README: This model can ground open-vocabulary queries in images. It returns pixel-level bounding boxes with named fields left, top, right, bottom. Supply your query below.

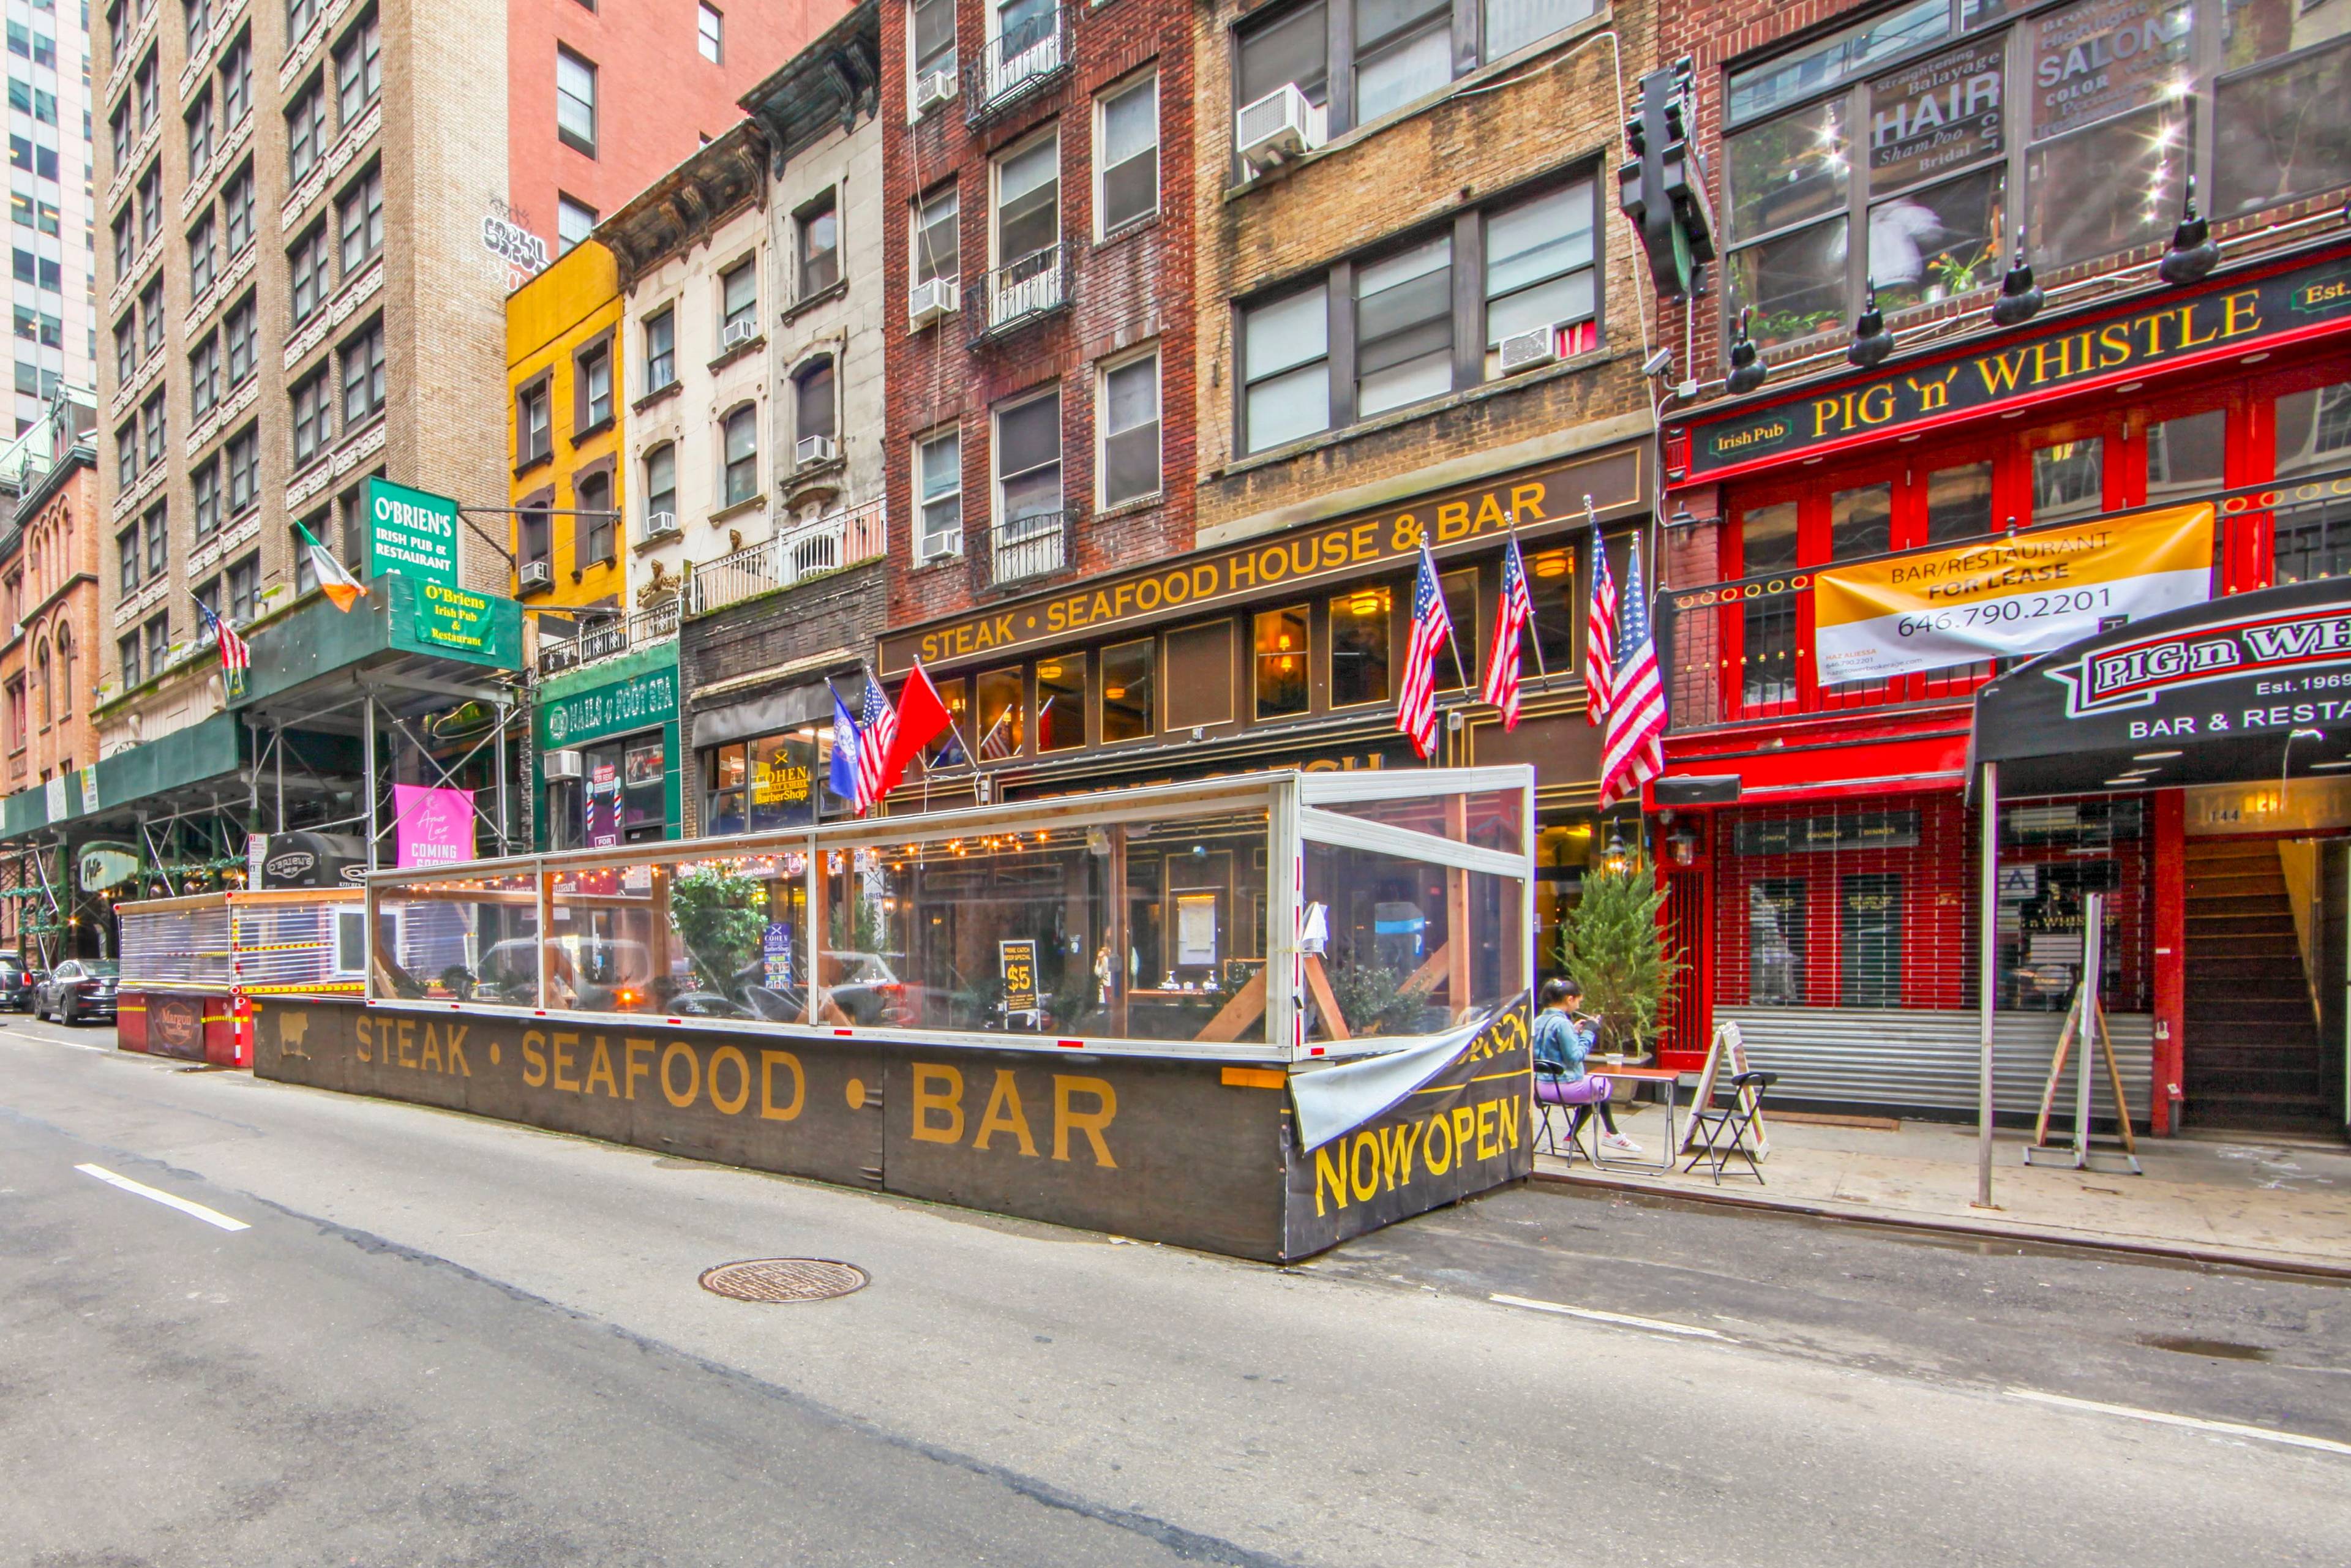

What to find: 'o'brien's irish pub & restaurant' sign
left=1679, top=248, right=2351, bottom=481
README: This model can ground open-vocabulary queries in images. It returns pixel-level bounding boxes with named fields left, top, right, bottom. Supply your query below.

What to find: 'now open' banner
left=1812, top=503, right=2214, bottom=685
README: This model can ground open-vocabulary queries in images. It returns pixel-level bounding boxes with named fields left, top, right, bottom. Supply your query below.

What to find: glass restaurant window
left=1329, top=585, right=1390, bottom=707
left=1255, top=606, right=1310, bottom=719
left=2270, top=380, right=2351, bottom=584
left=1101, top=638, right=1155, bottom=741
left=1036, top=653, right=1086, bottom=751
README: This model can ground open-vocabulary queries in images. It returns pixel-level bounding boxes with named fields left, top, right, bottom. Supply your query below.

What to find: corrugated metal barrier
left=1719, top=1006, right=2154, bottom=1123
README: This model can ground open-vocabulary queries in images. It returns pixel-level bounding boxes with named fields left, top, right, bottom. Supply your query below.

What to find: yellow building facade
left=506, top=242, right=628, bottom=625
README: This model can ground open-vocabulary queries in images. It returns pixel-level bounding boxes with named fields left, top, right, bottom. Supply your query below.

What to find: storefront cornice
left=689, top=643, right=862, bottom=706
left=1670, top=232, right=2351, bottom=487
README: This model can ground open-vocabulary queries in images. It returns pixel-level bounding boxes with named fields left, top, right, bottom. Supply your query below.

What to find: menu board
left=1870, top=36, right=2006, bottom=192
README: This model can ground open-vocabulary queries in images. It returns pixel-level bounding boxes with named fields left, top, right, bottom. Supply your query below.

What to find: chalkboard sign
left=999, top=939, right=1038, bottom=1021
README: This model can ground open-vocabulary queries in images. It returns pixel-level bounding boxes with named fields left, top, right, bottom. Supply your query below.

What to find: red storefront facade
left=1653, top=232, right=2351, bottom=1135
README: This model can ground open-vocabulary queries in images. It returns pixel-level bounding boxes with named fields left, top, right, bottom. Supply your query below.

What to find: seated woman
left=1531, top=977, right=1641, bottom=1155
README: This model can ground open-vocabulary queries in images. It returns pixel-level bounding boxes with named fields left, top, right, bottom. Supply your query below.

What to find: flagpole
left=1518, top=517, right=1551, bottom=688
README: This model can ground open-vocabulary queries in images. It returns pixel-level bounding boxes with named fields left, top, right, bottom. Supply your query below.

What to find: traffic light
left=1616, top=59, right=1717, bottom=302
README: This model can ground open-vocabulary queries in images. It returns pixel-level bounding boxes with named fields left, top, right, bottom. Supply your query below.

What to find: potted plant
left=1551, top=855, right=1684, bottom=1059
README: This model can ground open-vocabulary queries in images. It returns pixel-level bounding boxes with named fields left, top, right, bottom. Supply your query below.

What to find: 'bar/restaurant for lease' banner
left=1812, top=503, right=2214, bottom=685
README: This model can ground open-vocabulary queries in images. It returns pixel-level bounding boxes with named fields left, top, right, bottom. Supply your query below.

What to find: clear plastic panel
left=373, top=872, right=539, bottom=1003
left=1302, top=841, right=1524, bottom=1045
left=1311, top=784, right=1524, bottom=855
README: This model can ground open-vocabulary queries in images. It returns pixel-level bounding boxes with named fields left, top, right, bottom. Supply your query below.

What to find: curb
left=1530, top=1168, right=2351, bottom=1282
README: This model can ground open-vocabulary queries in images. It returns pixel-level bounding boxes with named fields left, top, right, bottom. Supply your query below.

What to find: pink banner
left=393, top=784, right=477, bottom=868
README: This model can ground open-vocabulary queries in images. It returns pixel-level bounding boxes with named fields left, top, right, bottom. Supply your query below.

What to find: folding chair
left=1682, top=1069, right=1774, bottom=1185
left=1532, top=1062, right=1602, bottom=1165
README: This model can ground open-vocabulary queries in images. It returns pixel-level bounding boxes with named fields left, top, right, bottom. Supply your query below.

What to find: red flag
left=874, top=661, right=953, bottom=803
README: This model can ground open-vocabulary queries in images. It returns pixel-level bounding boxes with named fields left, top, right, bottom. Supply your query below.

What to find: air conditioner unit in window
left=908, top=276, right=960, bottom=329
left=721, top=317, right=759, bottom=351
left=796, top=433, right=838, bottom=467
left=913, top=67, right=959, bottom=114
left=542, top=749, right=583, bottom=782
left=643, top=510, right=680, bottom=539
left=918, top=531, right=964, bottom=564
left=519, top=560, right=553, bottom=590
left=1235, top=84, right=1327, bottom=176
left=1498, top=324, right=1561, bottom=375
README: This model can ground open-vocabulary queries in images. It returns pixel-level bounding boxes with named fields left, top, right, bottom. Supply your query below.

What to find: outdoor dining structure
left=254, top=767, right=1537, bottom=1260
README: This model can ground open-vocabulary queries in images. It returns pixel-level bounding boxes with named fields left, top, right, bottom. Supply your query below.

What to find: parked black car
left=36, top=959, right=118, bottom=1025
left=0, top=953, right=33, bottom=1011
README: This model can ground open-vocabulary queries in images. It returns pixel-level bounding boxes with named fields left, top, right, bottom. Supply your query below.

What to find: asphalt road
left=4, top=1013, right=2346, bottom=1566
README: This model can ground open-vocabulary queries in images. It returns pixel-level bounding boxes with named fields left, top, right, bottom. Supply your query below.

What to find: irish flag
left=297, top=522, right=364, bottom=611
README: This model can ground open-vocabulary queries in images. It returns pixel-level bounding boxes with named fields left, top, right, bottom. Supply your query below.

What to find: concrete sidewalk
left=1531, top=1098, right=2351, bottom=1276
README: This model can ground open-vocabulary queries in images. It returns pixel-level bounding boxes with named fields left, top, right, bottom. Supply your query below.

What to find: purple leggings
left=1535, top=1073, right=1620, bottom=1132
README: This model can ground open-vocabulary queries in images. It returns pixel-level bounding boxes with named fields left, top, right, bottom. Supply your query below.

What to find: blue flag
left=828, top=683, right=861, bottom=801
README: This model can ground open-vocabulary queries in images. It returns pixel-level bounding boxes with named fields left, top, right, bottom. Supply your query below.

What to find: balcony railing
left=962, top=4, right=1066, bottom=126
left=684, top=497, right=887, bottom=618
left=538, top=598, right=678, bottom=677
left=1659, top=467, right=2351, bottom=733
left=975, top=242, right=1067, bottom=342
left=986, top=509, right=1068, bottom=587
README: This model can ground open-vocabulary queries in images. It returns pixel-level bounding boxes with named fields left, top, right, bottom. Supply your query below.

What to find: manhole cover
left=699, top=1258, right=868, bottom=1304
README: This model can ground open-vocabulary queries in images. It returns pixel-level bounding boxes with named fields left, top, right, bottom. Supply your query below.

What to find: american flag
left=977, top=704, right=1018, bottom=760
left=1584, top=514, right=1616, bottom=727
left=1396, top=541, right=1451, bottom=759
left=1480, top=533, right=1534, bottom=730
left=1597, top=534, right=1667, bottom=810
left=855, top=672, right=896, bottom=814
left=193, top=596, right=250, bottom=688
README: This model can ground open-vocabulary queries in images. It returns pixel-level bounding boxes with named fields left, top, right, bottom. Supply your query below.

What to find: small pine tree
left=1553, top=858, right=1684, bottom=1055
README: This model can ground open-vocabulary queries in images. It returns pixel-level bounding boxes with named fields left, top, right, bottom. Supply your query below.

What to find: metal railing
left=962, top=4, right=1066, bottom=126
left=986, top=509, right=1068, bottom=587
left=684, top=497, right=887, bottom=618
left=975, top=242, right=1067, bottom=341
left=538, top=598, right=679, bottom=676
left=1658, top=465, right=2351, bottom=732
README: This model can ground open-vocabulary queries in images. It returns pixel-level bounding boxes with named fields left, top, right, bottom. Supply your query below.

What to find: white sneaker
left=1600, top=1131, right=1643, bottom=1155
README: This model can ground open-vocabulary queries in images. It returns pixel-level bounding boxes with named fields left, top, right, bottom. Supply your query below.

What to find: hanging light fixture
left=1990, top=226, right=2043, bottom=327
left=2158, top=174, right=2221, bottom=287
left=1725, top=306, right=1766, bottom=395
left=1847, top=279, right=1894, bottom=369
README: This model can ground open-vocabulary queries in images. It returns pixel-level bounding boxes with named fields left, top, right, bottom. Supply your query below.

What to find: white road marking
left=73, top=1163, right=250, bottom=1232
left=1491, top=1293, right=1727, bottom=1340
left=2008, top=1388, right=2351, bottom=1458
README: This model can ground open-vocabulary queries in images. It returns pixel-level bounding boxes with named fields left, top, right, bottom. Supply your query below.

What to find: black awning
left=1970, top=579, right=2351, bottom=798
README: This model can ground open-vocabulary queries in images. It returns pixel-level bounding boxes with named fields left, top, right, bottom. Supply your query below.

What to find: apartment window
left=190, top=332, right=220, bottom=420
left=1098, top=350, right=1160, bottom=506
left=642, top=307, right=675, bottom=391
left=721, top=403, right=758, bottom=505
left=1483, top=178, right=1596, bottom=360
left=517, top=378, right=550, bottom=465
left=579, top=470, right=613, bottom=561
left=1355, top=234, right=1451, bottom=416
left=1234, top=2, right=1330, bottom=136
left=287, top=0, right=317, bottom=37
left=337, top=164, right=382, bottom=272
left=340, top=318, right=384, bottom=425
left=917, top=428, right=961, bottom=558
left=141, top=391, right=165, bottom=469
left=193, top=459, right=220, bottom=538
left=557, top=48, right=597, bottom=156
left=186, top=0, right=211, bottom=50
left=144, top=502, right=168, bottom=579
left=699, top=1, right=723, bottom=61
left=141, top=278, right=164, bottom=355
left=294, top=512, right=324, bottom=595
left=117, top=522, right=138, bottom=591
left=287, top=80, right=326, bottom=183
left=643, top=441, right=676, bottom=525
left=113, top=316, right=134, bottom=382
left=137, top=162, right=161, bottom=246
left=794, top=358, right=836, bottom=450
left=117, top=419, right=140, bottom=486
left=913, top=184, right=959, bottom=285
left=992, top=131, right=1058, bottom=272
left=223, top=163, right=253, bottom=254
left=1097, top=75, right=1158, bottom=234
left=558, top=195, right=596, bottom=256
left=1483, top=0, right=1592, bottom=62
left=797, top=190, right=839, bottom=296
left=110, top=101, right=129, bottom=169
left=227, top=424, right=258, bottom=514
left=186, top=88, right=213, bottom=178
left=118, top=631, right=140, bottom=688
left=993, top=388, right=1062, bottom=535
left=1241, top=283, right=1329, bottom=452
left=220, top=31, right=250, bottom=123
left=912, top=0, right=956, bottom=82
left=290, top=223, right=331, bottom=323
left=225, top=293, right=256, bottom=384
left=135, top=51, right=157, bottom=130
left=227, top=553, right=258, bottom=622
left=188, top=212, right=215, bottom=296
left=112, top=213, right=133, bottom=279
left=719, top=258, right=757, bottom=337
left=1355, top=0, right=1449, bottom=123
left=54, top=631, right=71, bottom=722
left=576, top=337, right=611, bottom=428
left=293, top=368, right=335, bottom=464
left=335, top=9, right=380, bottom=126
left=519, top=498, right=550, bottom=569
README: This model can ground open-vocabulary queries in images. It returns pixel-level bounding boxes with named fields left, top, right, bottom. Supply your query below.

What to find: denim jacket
left=1532, top=1008, right=1595, bottom=1082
